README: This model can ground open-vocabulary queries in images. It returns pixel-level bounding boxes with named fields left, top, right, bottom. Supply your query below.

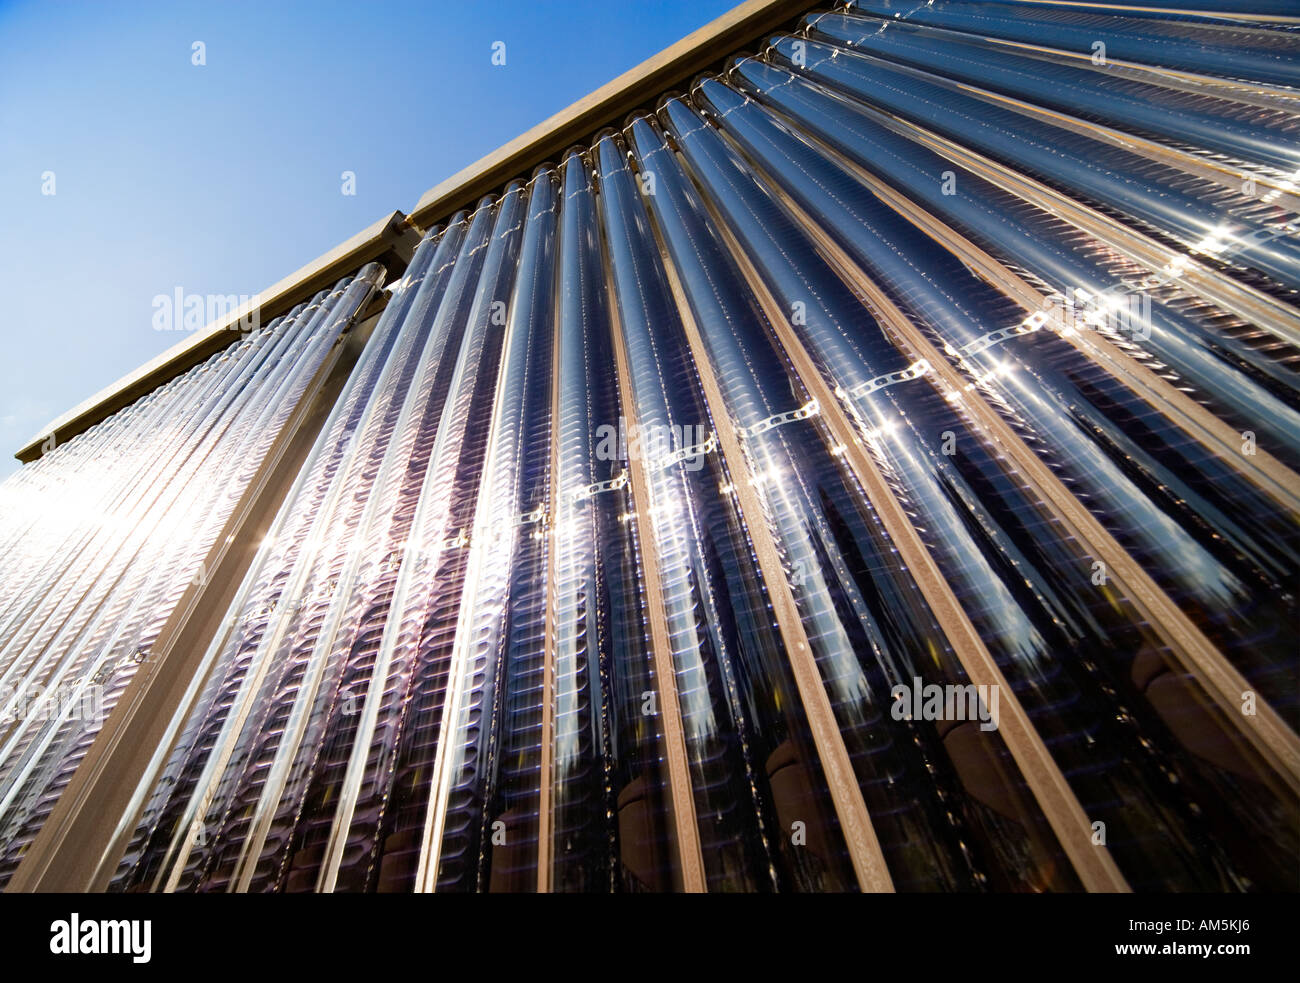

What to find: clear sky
left=0, top=0, right=737, bottom=480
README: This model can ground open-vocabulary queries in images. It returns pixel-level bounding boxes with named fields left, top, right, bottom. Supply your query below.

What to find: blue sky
left=0, top=0, right=736, bottom=480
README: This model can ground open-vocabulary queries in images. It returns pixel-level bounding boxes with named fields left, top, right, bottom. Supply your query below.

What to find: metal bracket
left=738, top=399, right=819, bottom=439
left=649, top=432, right=718, bottom=472
left=573, top=469, right=629, bottom=502
left=516, top=503, right=549, bottom=525
left=840, top=359, right=930, bottom=401
left=948, top=317, right=1043, bottom=363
